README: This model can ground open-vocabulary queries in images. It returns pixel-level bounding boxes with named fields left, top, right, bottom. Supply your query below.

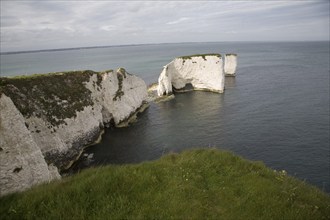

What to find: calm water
left=1, top=42, right=329, bottom=192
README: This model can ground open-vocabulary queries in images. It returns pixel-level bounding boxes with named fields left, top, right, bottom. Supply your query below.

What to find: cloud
left=1, top=16, right=22, bottom=27
left=0, top=1, right=329, bottom=52
left=225, top=31, right=238, bottom=34
left=100, top=25, right=117, bottom=32
left=166, top=17, right=190, bottom=25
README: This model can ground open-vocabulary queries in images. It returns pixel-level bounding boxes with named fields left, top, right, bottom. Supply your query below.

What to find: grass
left=179, top=53, right=221, bottom=61
left=0, top=70, right=112, bottom=127
left=0, top=149, right=329, bottom=220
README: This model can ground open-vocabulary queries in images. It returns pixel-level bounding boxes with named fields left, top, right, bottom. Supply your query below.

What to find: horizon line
left=1, top=40, right=329, bottom=55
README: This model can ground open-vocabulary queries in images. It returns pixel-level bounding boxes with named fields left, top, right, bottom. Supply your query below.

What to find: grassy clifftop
left=179, top=53, right=221, bottom=61
left=1, top=149, right=329, bottom=219
left=0, top=70, right=111, bottom=126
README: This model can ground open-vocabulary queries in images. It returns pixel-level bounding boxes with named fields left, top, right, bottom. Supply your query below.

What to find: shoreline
left=62, top=101, right=150, bottom=174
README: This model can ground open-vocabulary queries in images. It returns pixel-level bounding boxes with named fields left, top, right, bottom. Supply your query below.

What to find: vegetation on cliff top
left=0, top=70, right=112, bottom=127
left=0, top=149, right=329, bottom=220
left=179, top=53, right=221, bottom=61
left=225, top=53, right=237, bottom=56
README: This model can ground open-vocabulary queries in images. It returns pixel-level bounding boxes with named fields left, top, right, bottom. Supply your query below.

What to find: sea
left=1, top=42, right=329, bottom=193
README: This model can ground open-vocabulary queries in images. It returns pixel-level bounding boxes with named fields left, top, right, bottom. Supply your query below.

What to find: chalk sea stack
left=157, top=54, right=225, bottom=96
left=224, top=54, right=237, bottom=76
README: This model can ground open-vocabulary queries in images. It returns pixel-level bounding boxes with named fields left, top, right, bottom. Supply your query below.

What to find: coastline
left=0, top=68, right=148, bottom=195
left=1, top=42, right=329, bottom=194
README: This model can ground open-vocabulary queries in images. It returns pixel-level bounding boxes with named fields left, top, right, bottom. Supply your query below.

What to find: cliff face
left=224, top=54, right=237, bottom=76
left=157, top=54, right=225, bottom=96
left=0, top=94, right=60, bottom=196
left=0, top=68, right=147, bottom=196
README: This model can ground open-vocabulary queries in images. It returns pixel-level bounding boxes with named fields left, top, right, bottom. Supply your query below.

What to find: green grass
left=179, top=53, right=221, bottom=61
left=1, top=149, right=329, bottom=220
left=0, top=70, right=113, bottom=126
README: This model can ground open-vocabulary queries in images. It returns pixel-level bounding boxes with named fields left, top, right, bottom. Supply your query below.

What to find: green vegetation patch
left=1, top=149, right=329, bottom=220
left=226, top=53, right=237, bottom=56
left=179, top=53, right=221, bottom=61
left=113, top=68, right=130, bottom=101
left=0, top=70, right=109, bottom=126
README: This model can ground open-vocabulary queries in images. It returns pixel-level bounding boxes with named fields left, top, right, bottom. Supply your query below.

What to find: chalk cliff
left=157, top=54, right=225, bottom=96
left=0, top=68, right=147, bottom=196
left=224, top=54, right=237, bottom=76
left=0, top=94, right=60, bottom=196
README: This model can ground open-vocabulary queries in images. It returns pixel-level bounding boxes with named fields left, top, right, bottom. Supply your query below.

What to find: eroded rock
left=157, top=54, right=225, bottom=96
left=0, top=68, right=147, bottom=195
left=224, top=54, right=237, bottom=76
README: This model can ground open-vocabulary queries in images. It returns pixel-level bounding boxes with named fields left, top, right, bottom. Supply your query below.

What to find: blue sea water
left=1, top=42, right=329, bottom=192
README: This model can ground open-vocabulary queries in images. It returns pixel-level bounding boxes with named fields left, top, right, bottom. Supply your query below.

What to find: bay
left=1, top=42, right=329, bottom=192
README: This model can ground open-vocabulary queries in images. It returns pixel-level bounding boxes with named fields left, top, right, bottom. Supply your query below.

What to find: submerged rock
left=0, top=68, right=147, bottom=195
left=157, top=54, right=225, bottom=96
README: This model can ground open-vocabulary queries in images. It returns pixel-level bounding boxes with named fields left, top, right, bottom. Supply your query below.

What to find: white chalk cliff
left=157, top=54, right=225, bottom=96
left=224, top=54, right=237, bottom=76
left=0, top=94, right=60, bottom=196
left=0, top=68, right=147, bottom=196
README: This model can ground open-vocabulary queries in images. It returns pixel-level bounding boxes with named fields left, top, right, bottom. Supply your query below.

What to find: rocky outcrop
left=157, top=54, right=225, bottom=96
left=224, top=54, right=237, bottom=76
left=0, top=68, right=147, bottom=196
left=0, top=94, right=60, bottom=196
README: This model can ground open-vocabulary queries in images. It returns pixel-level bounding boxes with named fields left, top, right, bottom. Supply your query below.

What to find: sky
left=1, top=0, right=329, bottom=52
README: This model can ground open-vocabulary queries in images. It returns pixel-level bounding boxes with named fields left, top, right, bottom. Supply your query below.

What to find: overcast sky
left=1, top=0, right=329, bottom=52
